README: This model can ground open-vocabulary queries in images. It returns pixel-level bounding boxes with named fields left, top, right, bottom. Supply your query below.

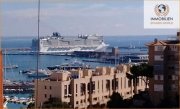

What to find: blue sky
left=1, top=0, right=178, bottom=37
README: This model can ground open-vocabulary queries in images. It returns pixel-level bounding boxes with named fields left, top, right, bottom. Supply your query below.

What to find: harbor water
left=2, top=35, right=169, bottom=109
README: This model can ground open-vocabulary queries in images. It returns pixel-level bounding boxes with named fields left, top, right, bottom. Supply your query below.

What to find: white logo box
left=144, top=0, right=180, bottom=29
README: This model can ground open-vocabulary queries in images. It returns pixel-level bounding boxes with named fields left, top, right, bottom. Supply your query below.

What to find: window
left=172, top=75, right=176, bottom=80
left=64, top=85, right=67, bottom=95
left=124, top=77, right=126, bottom=88
left=171, top=84, right=176, bottom=90
left=49, top=86, right=52, bottom=90
left=155, top=75, right=163, bottom=80
left=80, top=83, right=85, bottom=95
left=154, top=55, right=164, bottom=61
left=102, top=80, right=103, bottom=92
left=92, top=81, right=95, bottom=91
left=44, top=94, right=47, bottom=98
left=168, top=66, right=175, bottom=70
left=93, top=97, right=97, bottom=101
left=154, top=84, right=163, bottom=91
left=160, top=75, right=163, bottom=80
left=121, top=78, right=122, bottom=89
left=76, top=84, right=78, bottom=93
left=44, top=86, right=46, bottom=89
left=128, top=79, right=131, bottom=87
left=112, top=79, right=118, bottom=90
left=68, top=85, right=71, bottom=94
left=49, top=94, right=52, bottom=98
left=106, top=80, right=110, bottom=90
left=154, top=46, right=165, bottom=51
left=137, top=78, right=139, bottom=86
left=112, top=79, right=115, bottom=90
left=141, top=78, right=143, bottom=85
left=76, top=101, right=78, bottom=104
left=88, top=81, right=95, bottom=94
left=168, top=75, right=172, bottom=80
left=98, top=81, right=99, bottom=90
left=154, top=64, right=163, bottom=71
left=154, top=75, right=158, bottom=80
left=116, top=80, right=118, bottom=89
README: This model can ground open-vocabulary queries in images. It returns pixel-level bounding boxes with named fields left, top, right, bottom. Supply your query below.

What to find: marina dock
left=4, top=95, right=34, bottom=106
left=3, top=80, right=34, bottom=94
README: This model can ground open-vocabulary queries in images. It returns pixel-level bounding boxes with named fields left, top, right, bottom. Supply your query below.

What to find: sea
left=2, top=35, right=170, bottom=109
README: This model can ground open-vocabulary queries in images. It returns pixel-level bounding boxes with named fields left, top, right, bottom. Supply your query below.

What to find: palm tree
left=139, top=63, right=153, bottom=90
left=129, top=63, right=153, bottom=94
left=129, top=65, right=140, bottom=94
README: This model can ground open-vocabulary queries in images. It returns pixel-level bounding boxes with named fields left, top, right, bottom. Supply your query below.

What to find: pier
left=3, top=81, right=34, bottom=94
left=2, top=46, right=147, bottom=55
left=4, top=95, right=34, bottom=106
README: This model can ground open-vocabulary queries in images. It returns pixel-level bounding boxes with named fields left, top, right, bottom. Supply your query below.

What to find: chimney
left=154, top=38, right=158, bottom=43
left=177, top=32, right=180, bottom=36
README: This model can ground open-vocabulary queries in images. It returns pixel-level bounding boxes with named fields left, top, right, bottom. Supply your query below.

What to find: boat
left=3, top=101, right=7, bottom=109
left=25, top=69, right=51, bottom=78
left=65, top=58, right=70, bottom=61
left=3, top=96, right=8, bottom=109
left=4, top=65, right=18, bottom=69
left=32, top=32, right=109, bottom=54
left=124, top=54, right=148, bottom=62
left=19, top=70, right=30, bottom=74
left=47, top=60, right=91, bottom=70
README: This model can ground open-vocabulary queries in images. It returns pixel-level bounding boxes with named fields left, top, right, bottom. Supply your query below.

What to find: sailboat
left=3, top=49, right=18, bottom=72
left=3, top=100, right=7, bottom=109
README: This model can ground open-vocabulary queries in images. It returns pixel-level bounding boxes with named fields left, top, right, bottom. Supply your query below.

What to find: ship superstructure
left=32, top=32, right=109, bottom=54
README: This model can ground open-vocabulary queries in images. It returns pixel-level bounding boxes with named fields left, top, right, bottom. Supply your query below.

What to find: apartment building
left=147, top=32, right=180, bottom=105
left=35, top=64, right=146, bottom=108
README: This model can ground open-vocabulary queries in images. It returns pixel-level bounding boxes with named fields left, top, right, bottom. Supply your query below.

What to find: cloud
left=1, top=0, right=177, bottom=37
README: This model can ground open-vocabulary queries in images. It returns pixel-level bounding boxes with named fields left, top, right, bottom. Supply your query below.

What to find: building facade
left=35, top=64, right=147, bottom=108
left=147, top=32, right=180, bottom=105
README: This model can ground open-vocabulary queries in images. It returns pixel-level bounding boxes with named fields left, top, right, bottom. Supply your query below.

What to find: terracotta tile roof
left=146, top=40, right=167, bottom=46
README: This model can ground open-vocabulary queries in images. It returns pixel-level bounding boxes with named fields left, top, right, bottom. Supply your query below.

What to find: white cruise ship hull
left=32, top=32, right=109, bottom=54
left=40, top=43, right=109, bottom=54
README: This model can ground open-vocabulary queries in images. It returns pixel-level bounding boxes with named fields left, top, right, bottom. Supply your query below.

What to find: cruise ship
left=32, top=32, right=109, bottom=54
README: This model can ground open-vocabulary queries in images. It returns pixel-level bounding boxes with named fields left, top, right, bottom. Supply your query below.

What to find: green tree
left=138, top=63, right=153, bottom=90
left=27, top=102, right=35, bottom=109
left=107, top=92, right=128, bottom=108
left=42, top=97, right=70, bottom=108
left=129, top=65, right=140, bottom=94
left=128, top=63, right=153, bottom=94
left=132, top=91, right=154, bottom=108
